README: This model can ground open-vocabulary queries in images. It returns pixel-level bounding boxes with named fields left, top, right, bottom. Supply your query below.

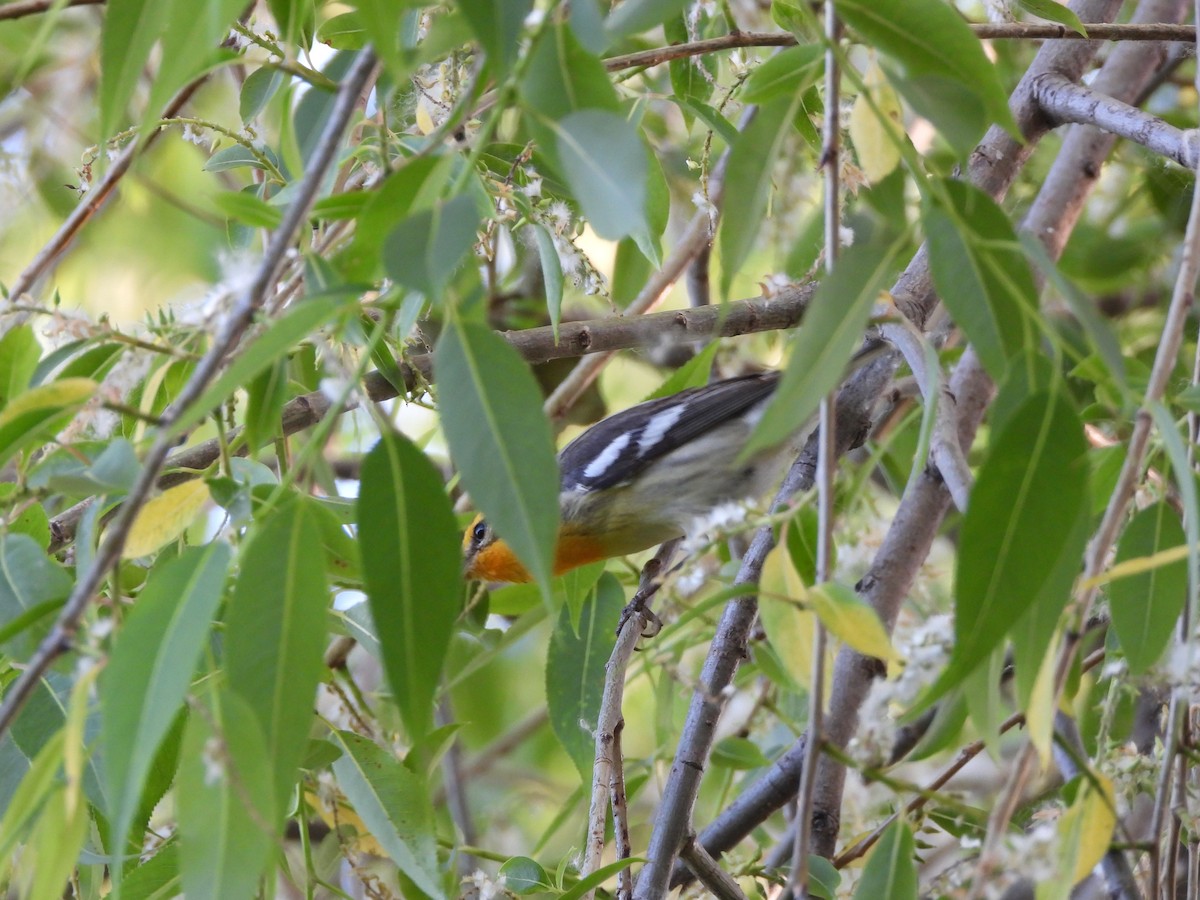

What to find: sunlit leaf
left=0, top=377, right=95, bottom=467
left=1017, top=0, right=1087, bottom=35
left=807, top=581, right=899, bottom=666
left=0, top=324, right=40, bottom=409
left=849, top=60, right=903, bottom=184
left=122, top=481, right=211, bottom=559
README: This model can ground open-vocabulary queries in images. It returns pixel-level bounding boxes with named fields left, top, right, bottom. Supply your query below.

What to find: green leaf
left=382, top=193, right=481, bottom=297
left=330, top=731, right=443, bottom=899
left=605, top=0, right=690, bottom=40
left=835, top=0, right=1019, bottom=152
left=533, top=225, right=565, bottom=338
left=925, top=180, right=1038, bottom=379
left=915, top=390, right=1089, bottom=712
left=239, top=66, right=286, bottom=123
left=166, top=295, right=348, bottom=440
left=202, top=145, right=281, bottom=174
left=745, top=238, right=901, bottom=455
left=853, top=819, right=917, bottom=900
left=711, top=736, right=772, bottom=770
left=559, top=857, right=644, bottom=900
left=520, top=22, right=619, bottom=119
left=0, top=534, right=72, bottom=626
left=119, top=844, right=181, bottom=900
left=243, top=358, right=289, bottom=453
left=352, top=0, right=424, bottom=82
left=0, top=729, right=65, bottom=885
left=742, top=44, right=824, bottom=105
left=807, top=581, right=898, bottom=665
left=99, top=0, right=169, bottom=138
left=177, top=687, right=276, bottom=900
left=0, top=324, right=40, bottom=408
left=457, top=0, right=532, bottom=77
left=267, top=0, right=316, bottom=45
left=224, top=498, right=328, bottom=814
left=718, top=94, right=802, bottom=296
left=546, top=573, right=623, bottom=781
left=357, top=432, right=461, bottom=740
left=102, top=544, right=231, bottom=869
left=1021, top=233, right=1128, bottom=393
left=1110, top=502, right=1188, bottom=674
left=436, top=318, right=559, bottom=593
left=212, top=190, right=284, bottom=230
left=643, top=341, right=720, bottom=400
left=0, top=377, right=95, bottom=468
left=338, top=155, right=451, bottom=279
left=1017, top=0, right=1086, bottom=35
left=499, top=856, right=552, bottom=894
left=555, top=110, right=647, bottom=241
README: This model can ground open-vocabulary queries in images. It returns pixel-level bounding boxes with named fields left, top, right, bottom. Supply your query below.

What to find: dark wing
left=559, top=372, right=780, bottom=493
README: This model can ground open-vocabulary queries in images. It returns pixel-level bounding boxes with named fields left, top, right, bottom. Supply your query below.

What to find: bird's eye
left=472, top=520, right=488, bottom=543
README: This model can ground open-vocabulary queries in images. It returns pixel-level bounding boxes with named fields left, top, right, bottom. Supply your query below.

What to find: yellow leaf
left=1058, top=773, right=1117, bottom=886
left=0, top=377, right=95, bottom=430
left=760, top=541, right=835, bottom=699
left=848, top=60, right=903, bottom=184
left=1026, top=635, right=1059, bottom=771
left=122, top=481, right=211, bottom=558
left=306, top=790, right=385, bottom=857
left=807, top=581, right=900, bottom=668
left=415, top=102, right=436, bottom=136
left=1082, top=541, right=1197, bottom=590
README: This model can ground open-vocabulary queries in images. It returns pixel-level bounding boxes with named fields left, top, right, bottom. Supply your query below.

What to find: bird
left=462, top=340, right=886, bottom=584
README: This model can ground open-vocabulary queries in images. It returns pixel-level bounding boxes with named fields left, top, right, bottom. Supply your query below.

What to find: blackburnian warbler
left=463, top=342, right=887, bottom=583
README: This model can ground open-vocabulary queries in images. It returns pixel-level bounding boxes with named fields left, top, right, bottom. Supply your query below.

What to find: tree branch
left=1034, top=71, right=1200, bottom=169
left=46, top=285, right=818, bottom=553
left=662, top=0, right=1137, bottom=880
left=0, top=0, right=102, bottom=21
left=602, top=23, right=1197, bottom=73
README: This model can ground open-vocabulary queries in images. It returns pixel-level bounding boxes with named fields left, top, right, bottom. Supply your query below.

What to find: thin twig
left=601, top=23, right=1198, bottom=72
left=610, top=720, right=634, bottom=900
left=832, top=647, right=1106, bottom=869
left=0, top=0, right=103, bottom=22
left=0, top=49, right=379, bottom=742
left=437, top=698, right=477, bottom=878
left=580, top=540, right=680, bottom=897
left=790, top=7, right=840, bottom=896
left=680, top=835, right=749, bottom=900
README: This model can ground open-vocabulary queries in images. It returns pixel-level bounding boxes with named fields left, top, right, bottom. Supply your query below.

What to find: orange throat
left=467, top=533, right=610, bottom=584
